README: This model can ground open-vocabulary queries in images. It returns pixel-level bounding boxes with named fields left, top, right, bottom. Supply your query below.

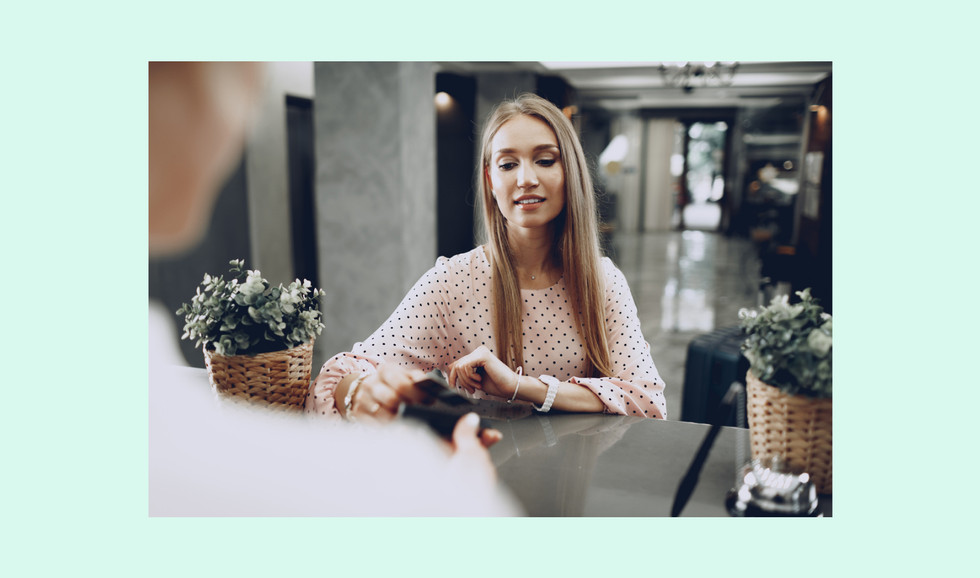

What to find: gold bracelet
left=343, top=373, right=367, bottom=420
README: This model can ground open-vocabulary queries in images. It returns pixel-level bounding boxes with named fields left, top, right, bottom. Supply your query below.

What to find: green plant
left=177, top=259, right=325, bottom=357
left=738, top=288, right=832, bottom=398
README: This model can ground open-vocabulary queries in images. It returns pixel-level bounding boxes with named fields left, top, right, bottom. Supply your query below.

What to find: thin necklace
left=528, top=265, right=552, bottom=281
left=522, top=261, right=551, bottom=281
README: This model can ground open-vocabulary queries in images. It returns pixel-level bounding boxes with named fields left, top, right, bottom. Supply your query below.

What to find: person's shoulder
left=599, top=256, right=630, bottom=289
left=437, top=246, right=488, bottom=273
left=428, top=247, right=488, bottom=282
left=439, top=246, right=483, bottom=266
left=600, top=255, right=623, bottom=278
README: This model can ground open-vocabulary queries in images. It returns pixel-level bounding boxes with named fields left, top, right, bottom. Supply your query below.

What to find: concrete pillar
left=643, top=118, right=677, bottom=231
left=313, top=62, right=437, bottom=361
left=611, top=113, right=644, bottom=233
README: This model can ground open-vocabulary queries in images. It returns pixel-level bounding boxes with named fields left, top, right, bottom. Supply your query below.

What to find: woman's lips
left=514, top=196, right=544, bottom=209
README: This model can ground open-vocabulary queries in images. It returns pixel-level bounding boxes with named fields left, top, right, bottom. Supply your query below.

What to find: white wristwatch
left=533, top=375, right=560, bottom=413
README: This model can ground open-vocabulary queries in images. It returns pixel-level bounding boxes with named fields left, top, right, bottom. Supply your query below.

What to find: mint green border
left=10, top=0, right=928, bottom=574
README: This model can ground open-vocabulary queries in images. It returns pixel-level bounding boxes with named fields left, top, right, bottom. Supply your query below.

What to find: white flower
left=807, top=328, right=832, bottom=357
left=240, top=272, right=265, bottom=298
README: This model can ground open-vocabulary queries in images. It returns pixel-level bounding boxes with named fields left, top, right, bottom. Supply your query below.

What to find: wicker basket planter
left=746, top=370, right=832, bottom=494
left=204, top=341, right=314, bottom=411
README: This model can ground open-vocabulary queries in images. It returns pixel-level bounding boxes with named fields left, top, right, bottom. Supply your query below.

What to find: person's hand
left=448, top=345, right=518, bottom=398
left=349, top=364, right=431, bottom=421
left=447, top=412, right=502, bottom=481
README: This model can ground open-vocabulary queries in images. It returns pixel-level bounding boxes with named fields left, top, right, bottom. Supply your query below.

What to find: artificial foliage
left=738, top=288, right=832, bottom=398
left=177, top=259, right=325, bottom=357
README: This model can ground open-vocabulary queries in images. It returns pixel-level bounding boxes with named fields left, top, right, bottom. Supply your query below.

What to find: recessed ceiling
left=438, top=61, right=832, bottom=111
left=542, top=61, right=831, bottom=110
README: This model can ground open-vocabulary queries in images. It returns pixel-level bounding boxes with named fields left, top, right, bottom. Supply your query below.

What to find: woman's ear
left=485, top=166, right=494, bottom=197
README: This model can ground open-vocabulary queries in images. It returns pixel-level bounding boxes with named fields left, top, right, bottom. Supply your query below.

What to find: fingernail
left=464, top=412, right=479, bottom=426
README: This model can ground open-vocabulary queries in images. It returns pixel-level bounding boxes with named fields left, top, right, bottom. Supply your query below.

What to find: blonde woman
left=308, top=93, right=666, bottom=420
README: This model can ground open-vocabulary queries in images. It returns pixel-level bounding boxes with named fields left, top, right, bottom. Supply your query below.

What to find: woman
left=307, top=93, right=666, bottom=420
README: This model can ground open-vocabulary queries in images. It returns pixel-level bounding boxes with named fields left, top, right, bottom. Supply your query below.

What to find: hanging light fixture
left=659, top=61, right=738, bottom=93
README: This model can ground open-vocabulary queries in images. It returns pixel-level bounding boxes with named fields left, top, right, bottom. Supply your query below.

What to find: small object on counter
left=726, top=455, right=821, bottom=517
left=402, top=370, right=491, bottom=439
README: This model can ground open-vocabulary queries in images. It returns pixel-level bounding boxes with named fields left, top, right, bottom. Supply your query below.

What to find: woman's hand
left=349, top=364, right=431, bottom=421
left=448, top=345, right=519, bottom=399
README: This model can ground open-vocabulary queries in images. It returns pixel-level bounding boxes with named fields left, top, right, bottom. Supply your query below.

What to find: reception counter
left=149, top=366, right=831, bottom=517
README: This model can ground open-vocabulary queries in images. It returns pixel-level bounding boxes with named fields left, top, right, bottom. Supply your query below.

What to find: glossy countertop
left=476, top=403, right=766, bottom=517
left=149, top=366, right=830, bottom=517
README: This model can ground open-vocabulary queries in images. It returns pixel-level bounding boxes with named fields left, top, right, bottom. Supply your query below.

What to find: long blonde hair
left=477, top=93, right=613, bottom=378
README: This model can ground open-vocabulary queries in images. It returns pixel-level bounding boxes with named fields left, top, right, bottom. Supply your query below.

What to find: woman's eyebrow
left=493, top=144, right=560, bottom=155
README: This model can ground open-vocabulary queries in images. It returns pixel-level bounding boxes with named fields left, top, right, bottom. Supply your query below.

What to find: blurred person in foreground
left=309, top=93, right=667, bottom=423
left=148, top=62, right=519, bottom=516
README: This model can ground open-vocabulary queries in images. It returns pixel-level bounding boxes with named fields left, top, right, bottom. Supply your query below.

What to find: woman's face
left=487, top=115, right=566, bottom=234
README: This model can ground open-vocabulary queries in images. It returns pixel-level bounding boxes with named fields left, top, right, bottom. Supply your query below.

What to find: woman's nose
left=517, top=164, right=539, bottom=188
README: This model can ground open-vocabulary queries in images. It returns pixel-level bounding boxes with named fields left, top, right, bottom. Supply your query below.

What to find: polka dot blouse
left=306, top=247, right=667, bottom=419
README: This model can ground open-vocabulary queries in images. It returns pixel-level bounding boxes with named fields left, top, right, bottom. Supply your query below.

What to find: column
left=313, top=62, right=438, bottom=361
left=643, top=118, right=677, bottom=231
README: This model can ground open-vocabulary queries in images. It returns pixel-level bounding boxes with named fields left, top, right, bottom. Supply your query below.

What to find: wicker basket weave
left=203, top=341, right=314, bottom=411
left=746, top=370, right=832, bottom=494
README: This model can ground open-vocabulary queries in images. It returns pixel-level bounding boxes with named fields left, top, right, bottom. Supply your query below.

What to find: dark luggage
left=681, top=325, right=749, bottom=427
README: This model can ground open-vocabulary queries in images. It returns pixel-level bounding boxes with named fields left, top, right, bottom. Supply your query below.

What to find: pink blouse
left=306, top=247, right=667, bottom=419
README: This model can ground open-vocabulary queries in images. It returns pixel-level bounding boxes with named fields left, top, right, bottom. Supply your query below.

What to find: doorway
left=676, top=121, right=728, bottom=231
left=285, top=95, right=319, bottom=288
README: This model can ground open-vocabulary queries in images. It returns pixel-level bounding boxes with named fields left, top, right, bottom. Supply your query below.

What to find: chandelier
left=659, top=61, right=738, bottom=93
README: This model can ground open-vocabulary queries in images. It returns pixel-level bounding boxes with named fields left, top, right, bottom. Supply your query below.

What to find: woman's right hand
left=347, top=364, right=431, bottom=421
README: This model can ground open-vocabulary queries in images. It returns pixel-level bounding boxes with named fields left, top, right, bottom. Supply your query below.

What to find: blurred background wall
left=149, top=61, right=832, bottom=380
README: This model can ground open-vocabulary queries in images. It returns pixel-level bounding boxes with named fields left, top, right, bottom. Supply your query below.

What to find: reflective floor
left=606, top=229, right=762, bottom=421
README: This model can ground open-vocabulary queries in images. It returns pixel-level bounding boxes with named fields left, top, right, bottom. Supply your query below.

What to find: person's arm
left=449, top=346, right=605, bottom=413
left=305, top=352, right=380, bottom=417
left=448, top=261, right=666, bottom=418
left=568, top=260, right=667, bottom=418
left=514, top=374, right=605, bottom=412
left=306, top=258, right=456, bottom=418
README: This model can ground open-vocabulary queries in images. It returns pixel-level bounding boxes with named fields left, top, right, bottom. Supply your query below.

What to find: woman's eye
left=498, top=162, right=517, bottom=171
left=537, top=159, right=557, bottom=167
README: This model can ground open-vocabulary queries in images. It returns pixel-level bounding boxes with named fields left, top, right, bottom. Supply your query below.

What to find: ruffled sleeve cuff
left=569, top=375, right=667, bottom=419
left=305, top=351, right=382, bottom=417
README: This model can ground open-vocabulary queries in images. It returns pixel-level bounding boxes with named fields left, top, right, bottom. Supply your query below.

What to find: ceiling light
left=659, top=61, right=738, bottom=93
left=434, top=91, right=453, bottom=110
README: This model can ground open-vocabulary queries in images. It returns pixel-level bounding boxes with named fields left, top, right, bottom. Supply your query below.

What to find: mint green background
left=7, top=0, right=973, bottom=575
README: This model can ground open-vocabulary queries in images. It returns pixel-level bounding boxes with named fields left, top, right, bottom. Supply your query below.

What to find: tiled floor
left=606, top=228, right=762, bottom=421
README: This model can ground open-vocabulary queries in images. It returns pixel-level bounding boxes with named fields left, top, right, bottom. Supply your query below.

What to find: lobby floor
left=605, top=228, right=762, bottom=422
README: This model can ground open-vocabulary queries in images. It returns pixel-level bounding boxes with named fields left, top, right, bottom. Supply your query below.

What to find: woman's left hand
left=448, top=345, right=518, bottom=399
